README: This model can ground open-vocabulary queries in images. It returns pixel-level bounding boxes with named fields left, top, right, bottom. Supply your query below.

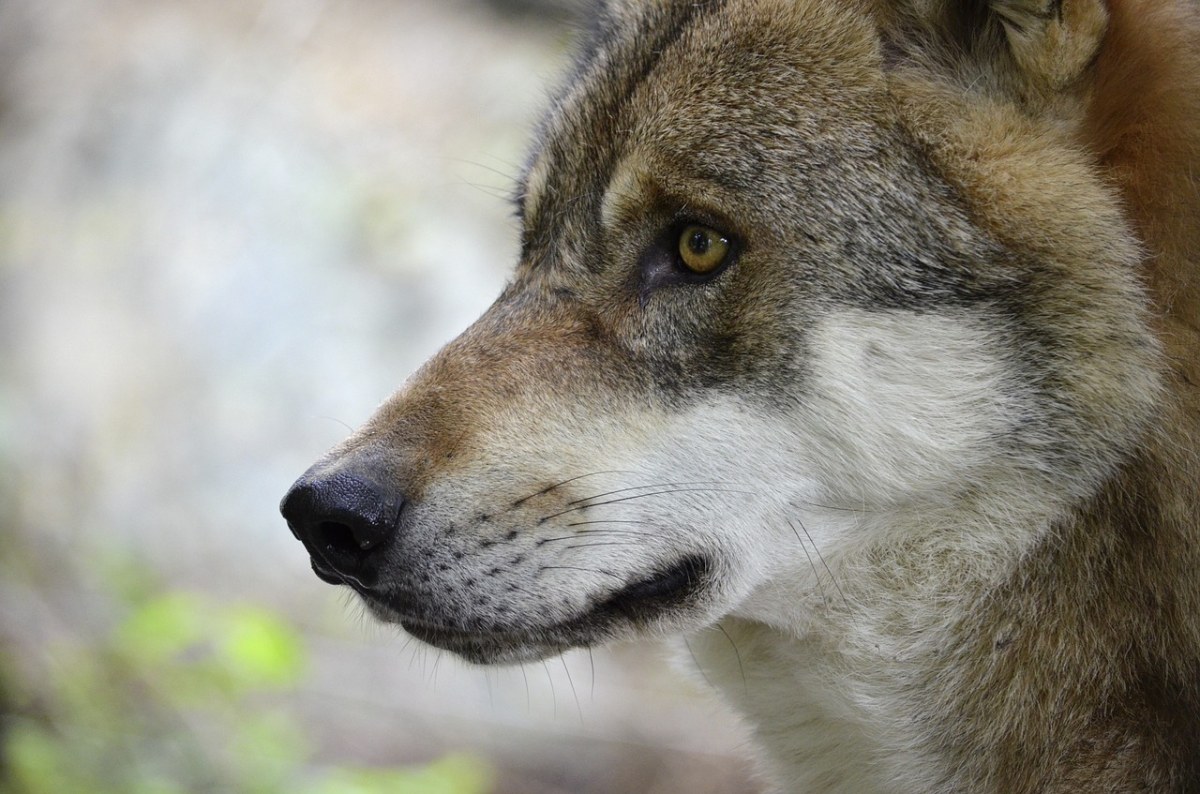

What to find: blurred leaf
left=216, top=606, right=305, bottom=688
left=409, top=754, right=493, bottom=794
left=308, top=754, right=494, bottom=794
left=114, top=591, right=206, bottom=666
left=98, top=552, right=164, bottom=607
left=229, top=709, right=309, bottom=793
left=0, top=720, right=138, bottom=794
left=4, top=569, right=470, bottom=794
left=5, top=721, right=68, bottom=793
left=130, top=777, right=187, bottom=794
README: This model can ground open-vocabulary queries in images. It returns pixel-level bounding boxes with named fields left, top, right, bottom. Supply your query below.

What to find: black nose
left=280, top=468, right=404, bottom=587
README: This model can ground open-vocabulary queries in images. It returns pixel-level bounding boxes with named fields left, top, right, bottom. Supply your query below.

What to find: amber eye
left=677, top=224, right=731, bottom=275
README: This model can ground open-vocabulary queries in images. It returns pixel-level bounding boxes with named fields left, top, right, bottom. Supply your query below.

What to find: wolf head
left=282, top=0, right=1160, bottom=664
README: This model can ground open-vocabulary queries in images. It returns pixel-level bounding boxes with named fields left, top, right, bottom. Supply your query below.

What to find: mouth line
left=309, top=557, right=377, bottom=590
left=361, top=554, right=712, bottom=663
left=310, top=558, right=344, bottom=585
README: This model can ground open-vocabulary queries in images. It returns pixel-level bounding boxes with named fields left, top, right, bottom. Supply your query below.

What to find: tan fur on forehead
left=520, top=153, right=552, bottom=231
left=630, top=0, right=884, bottom=119
left=600, top=152, right=654, bottom=232
left=596, top=0, right=888, bottom=238
left=600, top=151, right=737, bottom=233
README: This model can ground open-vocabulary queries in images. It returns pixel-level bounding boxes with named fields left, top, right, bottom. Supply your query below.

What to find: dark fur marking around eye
left=638, top=221, right=740, bottom=306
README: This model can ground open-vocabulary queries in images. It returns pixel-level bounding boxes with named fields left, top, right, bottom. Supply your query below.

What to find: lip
left=398, top=617, right=578, bottom=664
left=308, top=557, right=378, bottom=591
left=361, top=554, right=713, bottom=664
left=310, top=558, right=345, bottom=585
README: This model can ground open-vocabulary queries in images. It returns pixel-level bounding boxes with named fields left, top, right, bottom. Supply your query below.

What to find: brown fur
left=1087, top=0, right=1200, bottom=420
left=879, top=2, right=1200, bottom=787
left=868, top=2, right=1200, bottom=787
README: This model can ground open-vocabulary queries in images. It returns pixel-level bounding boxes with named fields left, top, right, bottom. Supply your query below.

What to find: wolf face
left=283, top=0, right=1154, bottom=662
left=283, top=1, right=1200, bottom=788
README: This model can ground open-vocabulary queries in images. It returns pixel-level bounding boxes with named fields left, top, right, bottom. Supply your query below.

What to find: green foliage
left=114, top=594, right=305, bottom=697
left=304, top=755, right=493, bottom=794
left=2, top=573, right=492, bottom=794
left=218, top=607, right=306, bottom=689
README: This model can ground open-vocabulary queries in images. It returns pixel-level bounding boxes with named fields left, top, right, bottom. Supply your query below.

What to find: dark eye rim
left=636, top=215, right=744, bottom=305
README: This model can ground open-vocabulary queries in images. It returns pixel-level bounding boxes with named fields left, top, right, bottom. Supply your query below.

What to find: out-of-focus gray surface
left=0, top=1, right=758, bottom=791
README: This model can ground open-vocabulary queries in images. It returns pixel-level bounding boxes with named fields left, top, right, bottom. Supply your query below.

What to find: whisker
left=543, top=660, right=557, bottom=718
left=460, top=181, right=513, bottom=200
left=539, top=529, right=652, bottom=544
left=512, top=471, right=633, bottom=507
left=540, top=487, right=755, bottom=522
left=715, top=622, right=748, bottom=697
left=417, top=643, right=429, bottom=680
left=567, top=481, right=737, bottom=507
left=539, top=565, right=625, bottom=581
left=315, top=414, right=355, bottom=433
left=560, top=656, right=584, bottom=724
left=791, top=518, right=848, bottom=609
left=786, top=520, right=828, bottom=607
left=683, top=637, right=717, bottom=692
left=563, top=541, right=637, bottom=551
left=431, top=647, right=444, bottom=685
left=800, top=500, right=878, bottom=514
left=444, top=157, right=519, bottom=181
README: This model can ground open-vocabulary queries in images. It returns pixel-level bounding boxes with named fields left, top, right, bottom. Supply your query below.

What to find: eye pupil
left=688, top=230, right=711, bottom=255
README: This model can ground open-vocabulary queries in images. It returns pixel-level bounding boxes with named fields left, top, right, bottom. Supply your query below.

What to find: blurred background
left=0, top=0, right=759, bottom=791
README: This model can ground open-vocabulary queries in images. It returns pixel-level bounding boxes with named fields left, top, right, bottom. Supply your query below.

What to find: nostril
left=316, top=520, right=355, bottom=556
left=317, top=519, right=379, bottom=555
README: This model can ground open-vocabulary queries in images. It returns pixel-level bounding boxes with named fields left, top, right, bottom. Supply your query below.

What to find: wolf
left=281, top=0, right=1200, bottom=790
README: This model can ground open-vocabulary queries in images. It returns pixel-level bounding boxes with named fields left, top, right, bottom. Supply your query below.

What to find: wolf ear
left=991, top=0, right=1108, bottom=89
left=895, top=0, right=1109, bottom=92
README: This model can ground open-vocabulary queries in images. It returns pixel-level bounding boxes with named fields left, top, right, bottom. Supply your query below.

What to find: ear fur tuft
left=992, top=0, right=1109, bottom=89
left=884, top=0, right=1109, bottom=95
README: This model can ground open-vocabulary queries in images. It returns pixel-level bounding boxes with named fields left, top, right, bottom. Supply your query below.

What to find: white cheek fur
left=801, top=308, right=1017, bottom=505
left=413, top=307, right=1029, bottom=636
